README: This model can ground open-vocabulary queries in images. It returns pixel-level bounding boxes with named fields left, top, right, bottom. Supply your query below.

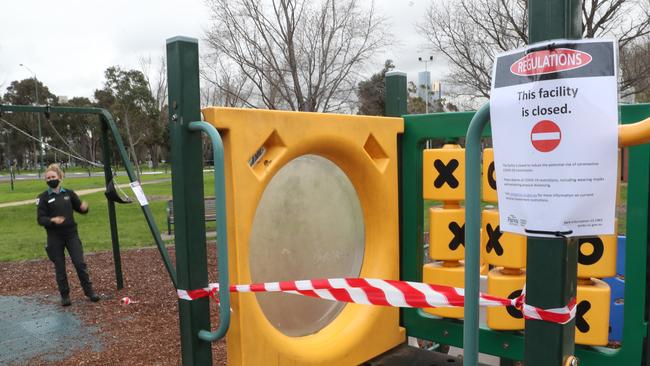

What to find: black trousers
left=45, top=229, right=93, bottom=296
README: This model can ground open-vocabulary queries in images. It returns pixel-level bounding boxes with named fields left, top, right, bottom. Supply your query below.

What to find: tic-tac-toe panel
left=203, top=107, right=404, bottom=366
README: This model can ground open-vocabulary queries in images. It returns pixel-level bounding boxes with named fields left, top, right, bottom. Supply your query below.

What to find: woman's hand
left=51, top=216, right=65, bottom=224
left=80, top=201, right=89, bottom=212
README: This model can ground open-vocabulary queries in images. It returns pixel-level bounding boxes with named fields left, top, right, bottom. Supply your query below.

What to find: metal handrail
left=188, top=121, right=231, bottom=342
left=464, top=103, right=491, bottom=366
left=619, top=117, right=650, bottom=147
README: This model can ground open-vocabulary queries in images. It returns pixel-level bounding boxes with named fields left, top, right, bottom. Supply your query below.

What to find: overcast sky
left=0, top=0, right=447, bottom=100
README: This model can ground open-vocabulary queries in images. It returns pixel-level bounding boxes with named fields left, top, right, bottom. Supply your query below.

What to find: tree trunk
left=152, top=145, right=159, bottom=169
left=123, top=112, right=141, bottom=180
left=32, top=142, right=38, bottom=171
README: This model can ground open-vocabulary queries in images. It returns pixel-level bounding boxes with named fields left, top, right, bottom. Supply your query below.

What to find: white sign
left=490, top=39, right=618, bottom=237
left=129, top=181, right=149, bottom=207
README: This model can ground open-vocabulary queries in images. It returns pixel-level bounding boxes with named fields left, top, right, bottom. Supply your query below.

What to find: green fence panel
left=400, top=104, right=650, bottom=364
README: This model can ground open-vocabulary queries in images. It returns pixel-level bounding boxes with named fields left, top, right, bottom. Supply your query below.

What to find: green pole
left=385, top=71, right=407, bottom=117
left=464, top=103, right=490, bottom=366
left=6, top=132, right=14, bottom=191
left=35, top=88, right=44, bottom=177
left=525, top=1, right=581, bottom=365
left=101, top=118, right=124, bottom=290
left=166, top=36, right=213, bottom=365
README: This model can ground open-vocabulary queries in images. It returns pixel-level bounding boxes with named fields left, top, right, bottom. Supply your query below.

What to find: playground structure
left=162, top=34, right=650, bottom=365
left=3, top=0, right=650, bottom=365
left=3, top=68, right=649, bottom=366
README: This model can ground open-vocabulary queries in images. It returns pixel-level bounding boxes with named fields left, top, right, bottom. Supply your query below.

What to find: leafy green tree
left=95, top=66, right=159, bottom=176
left=55, top=97, right=102, bottom=165
left=356, top=60, right=395, bottom=115
left=2, top=78, right=57, bottom=169
left=406, top=81, right=458, bottom=114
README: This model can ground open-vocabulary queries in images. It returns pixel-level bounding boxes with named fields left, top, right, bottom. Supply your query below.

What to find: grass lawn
left=5, top=171, right=627, bottom=261
left=0, top=172, right=172, bottom=204
left=0, top=172, right=215, bottom=261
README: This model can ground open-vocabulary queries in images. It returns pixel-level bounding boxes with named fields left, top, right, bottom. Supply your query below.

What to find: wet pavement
left=0, top=296, right=103, bottom=365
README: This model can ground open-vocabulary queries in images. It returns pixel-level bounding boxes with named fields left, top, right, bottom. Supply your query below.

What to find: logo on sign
left=507, top=214, right=519, bottom=226
left=510, top=49, right=592, bottom=77
left=531, top=120, right=562, bottom=152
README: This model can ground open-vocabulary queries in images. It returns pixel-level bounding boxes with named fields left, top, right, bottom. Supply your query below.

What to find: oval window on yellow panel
left=249, top=154, right=365, bottom=337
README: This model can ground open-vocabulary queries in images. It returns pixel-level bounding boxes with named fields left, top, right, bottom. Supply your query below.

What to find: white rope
left=45, top=114, right=86, bottom=162
left=0, top=116, right=103, bottom=168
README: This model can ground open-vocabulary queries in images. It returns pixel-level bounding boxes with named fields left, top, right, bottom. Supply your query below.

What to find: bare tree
left=140, top=55, right=168, bottom=168
left=418, top=0, right=650, bottom=99
left=200, top=56, right=255, bottom=108
left=203, top=0, right=391, bottom=112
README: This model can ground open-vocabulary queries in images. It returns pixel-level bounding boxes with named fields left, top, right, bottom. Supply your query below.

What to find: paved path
left=0, top=179, right=170, bottom=208
left=0, top=296, right=103, bottom=364
left=0, top=170, right=168, bottom=182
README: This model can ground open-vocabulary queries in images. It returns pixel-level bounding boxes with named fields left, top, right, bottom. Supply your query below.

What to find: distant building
left=417, top=71, right=431, bottom=101
left=431, top=81, right=443, bottom=100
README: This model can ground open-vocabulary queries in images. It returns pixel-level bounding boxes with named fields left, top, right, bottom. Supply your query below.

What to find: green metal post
left=385, top=71, right=407, bottom=117
left=166, top=36, right=212, bottom=365
left=525, top=1, right=582, bottom=365
left=6, top=132, right=14, bottom=191
left=31, top=76, right=44, bottom=178
left=529, top=0, right=581, bottom=43
left=465, top=103, right=490, bottom=366
left=525, top=238, right=578, bottom=366
left=101, top=118, right=124, bottom=290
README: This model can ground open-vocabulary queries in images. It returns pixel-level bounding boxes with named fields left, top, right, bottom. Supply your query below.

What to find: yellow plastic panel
left=482, top=148, right=498, bottom=202
left=429, top=207, right=465, bottom=261
left=203, top=108, right=404, bottom=366
left=481, top=209, right=526, bottom=268
left=575, top=279, right=611, bottom=346
left=486, top=268, right=526, bottom=330
left=577, top=233, right=617, bottom=279
left=423, top=146, right=465, bottom=201
left=422, top=262, right=464, bottom=319
left=250, top=155, right=363, bottom=336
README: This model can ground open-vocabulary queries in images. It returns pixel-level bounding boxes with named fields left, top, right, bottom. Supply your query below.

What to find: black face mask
left=47, top=179, right=60, bottom=189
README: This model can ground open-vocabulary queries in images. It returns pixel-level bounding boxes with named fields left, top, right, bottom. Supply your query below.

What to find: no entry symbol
left=530, top=120, right=561, bottom=152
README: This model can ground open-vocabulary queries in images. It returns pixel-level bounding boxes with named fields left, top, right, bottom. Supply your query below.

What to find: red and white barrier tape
left=177, top=278, right=576, bottom=324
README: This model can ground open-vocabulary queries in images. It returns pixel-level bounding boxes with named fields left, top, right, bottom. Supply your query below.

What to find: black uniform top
left=36, top=187, right=88, bottom=232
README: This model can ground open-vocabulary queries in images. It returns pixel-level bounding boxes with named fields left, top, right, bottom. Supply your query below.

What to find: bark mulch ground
left=0, top=244, right=227, bottom=365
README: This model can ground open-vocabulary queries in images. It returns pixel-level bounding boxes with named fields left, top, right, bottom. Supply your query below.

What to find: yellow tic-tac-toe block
left=486, top=268, right=526, bottom=330
left=575, top=279, right=611, bottom=346
left=423, top=146, right=465, bottom=201
left=429, top=207, right=465, bottom=261
left=577, top=232, right=617, bottom=279
left=422, top=262, right=464, bottom=319
left=482, top=148, right=498, bottom=202
left=481, top=209, right=526, bottom=268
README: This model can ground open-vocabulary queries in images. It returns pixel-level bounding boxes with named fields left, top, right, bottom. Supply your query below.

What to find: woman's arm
left=70, top=191, right=89, bottom=214
left=36, top=195, right=53, bottom=227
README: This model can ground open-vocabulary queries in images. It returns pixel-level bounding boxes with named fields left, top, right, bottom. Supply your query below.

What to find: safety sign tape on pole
left=177, top=278, right=576, bottom=325
left=129, top=181, right=149, bottom=206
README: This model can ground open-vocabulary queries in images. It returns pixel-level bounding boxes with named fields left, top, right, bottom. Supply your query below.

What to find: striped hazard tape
left=177, top=278, right=576, bottom=324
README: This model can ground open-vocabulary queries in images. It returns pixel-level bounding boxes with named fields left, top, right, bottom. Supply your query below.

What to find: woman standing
left=36, top=164, right=100, bottom=306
